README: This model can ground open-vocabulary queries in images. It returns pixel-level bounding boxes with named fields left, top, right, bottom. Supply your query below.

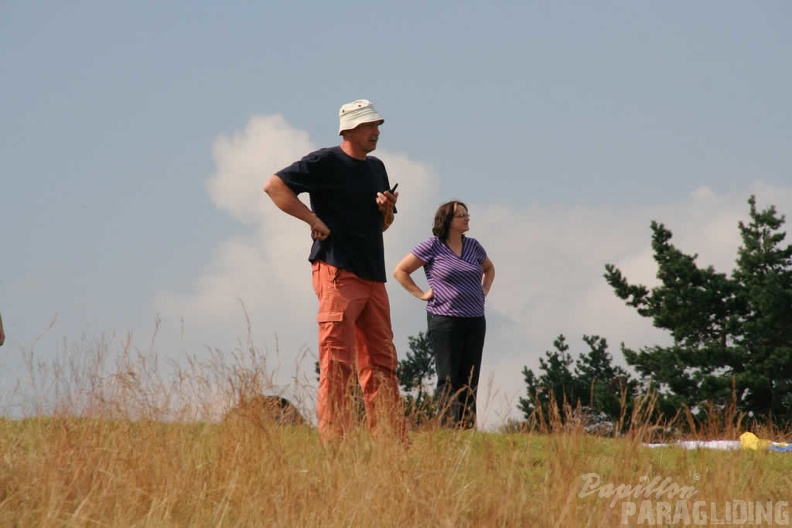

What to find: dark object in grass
left=223, top=395, right=308, bottom=427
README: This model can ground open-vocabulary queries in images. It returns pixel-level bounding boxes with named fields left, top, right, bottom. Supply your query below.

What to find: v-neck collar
left=442, top=236, right=465, bottom=258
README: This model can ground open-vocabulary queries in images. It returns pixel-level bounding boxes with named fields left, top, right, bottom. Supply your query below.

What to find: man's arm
left=0, top=311, right=5, bottom=347
left=376, top=189, right=398, bottom=231
left=263, top=175, right=330, bottom=240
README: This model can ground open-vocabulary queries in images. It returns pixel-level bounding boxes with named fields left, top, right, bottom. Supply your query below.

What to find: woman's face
left=450, top=204, right=470, bottom=234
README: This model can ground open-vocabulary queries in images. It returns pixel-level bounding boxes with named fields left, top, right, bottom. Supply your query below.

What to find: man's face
left=345, top=121, right=381, bottom=153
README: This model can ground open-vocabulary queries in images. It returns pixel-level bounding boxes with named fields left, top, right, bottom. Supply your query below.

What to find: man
left=263, top=99, right=404, bottom=441
left=0, top=311, right=4, bottom=347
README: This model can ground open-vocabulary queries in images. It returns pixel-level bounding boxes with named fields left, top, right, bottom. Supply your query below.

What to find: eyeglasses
left=453, top=214, right=470, bottom=219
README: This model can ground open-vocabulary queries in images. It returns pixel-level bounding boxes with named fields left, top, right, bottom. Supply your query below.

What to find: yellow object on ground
left=739, top=432, right=771, bottom=450
left=739, top=431, right=792, bottom=452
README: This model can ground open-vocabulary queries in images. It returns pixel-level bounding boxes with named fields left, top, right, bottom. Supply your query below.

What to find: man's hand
left=309, top=215, right=331, bottom=241
left=377, top=189, right=398, bottom=229
left=376, top=189, right=398, bottom=214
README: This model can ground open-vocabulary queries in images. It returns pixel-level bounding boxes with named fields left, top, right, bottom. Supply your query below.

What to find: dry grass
left=2, top=332, right=792, bottom=527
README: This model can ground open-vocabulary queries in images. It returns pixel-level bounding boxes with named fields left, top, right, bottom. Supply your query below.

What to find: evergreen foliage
left=604, top=196, right=792, bottom=423
left=519, top=334, right=638, bottom=426
left=396, top=331, right=438, bottom=421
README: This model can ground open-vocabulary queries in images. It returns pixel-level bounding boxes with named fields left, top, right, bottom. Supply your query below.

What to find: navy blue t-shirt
left=275, top=146, right=393, bottom=282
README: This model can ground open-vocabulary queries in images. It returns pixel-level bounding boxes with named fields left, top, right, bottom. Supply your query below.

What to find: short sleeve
left=411, top=237, right=437, bottom=264
left=275, top=149, right=330, bottom=195
left=469, top=238, right=487, bottom=264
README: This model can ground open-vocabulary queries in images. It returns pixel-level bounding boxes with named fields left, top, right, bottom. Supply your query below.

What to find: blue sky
left=2, top=1, right=791, bottom=427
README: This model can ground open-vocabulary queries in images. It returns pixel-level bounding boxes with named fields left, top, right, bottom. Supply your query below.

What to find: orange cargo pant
left=312, top=261, right=405, bottom=441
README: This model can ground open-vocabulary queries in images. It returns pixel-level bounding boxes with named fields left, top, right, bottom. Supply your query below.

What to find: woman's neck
left=446, top=232, right=463, bottom=245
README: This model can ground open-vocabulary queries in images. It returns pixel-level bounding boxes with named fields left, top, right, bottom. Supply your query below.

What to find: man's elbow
left=263, top=175, right=280, bottom=195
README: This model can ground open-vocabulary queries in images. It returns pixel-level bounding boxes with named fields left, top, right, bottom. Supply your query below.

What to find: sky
left=2, top=1, right=791, bottom=428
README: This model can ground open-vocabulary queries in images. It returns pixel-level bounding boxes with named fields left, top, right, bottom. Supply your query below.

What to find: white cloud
left=206, top=114, right=313, bottom=223
left=155, top=115, right=792, bottom=429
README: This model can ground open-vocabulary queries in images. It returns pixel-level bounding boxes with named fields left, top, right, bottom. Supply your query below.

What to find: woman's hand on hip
left=419, top=288, right=434, bottom=302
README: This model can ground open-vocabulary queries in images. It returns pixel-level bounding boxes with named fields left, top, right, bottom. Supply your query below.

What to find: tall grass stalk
left=2, top=333, right=792, bottom=527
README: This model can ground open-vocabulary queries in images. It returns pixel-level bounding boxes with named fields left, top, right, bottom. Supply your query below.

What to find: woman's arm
left=393, top=253, right=433, bottom=301
left=481, top=257, right=495, bottom=297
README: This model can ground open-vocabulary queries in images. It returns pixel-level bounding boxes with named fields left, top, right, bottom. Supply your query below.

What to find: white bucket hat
left=338, top=99, right=384, bottom=135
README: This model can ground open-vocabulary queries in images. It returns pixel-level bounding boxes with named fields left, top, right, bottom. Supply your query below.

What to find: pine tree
left=604, top=196, right=792, bottom=423
left=575, top=335, right=638, bottom=419
left=519, top=335, right=572, bottom=419
left=519, top=335, right=635, bottom=424
left=396, top=331, right=438, bottom=422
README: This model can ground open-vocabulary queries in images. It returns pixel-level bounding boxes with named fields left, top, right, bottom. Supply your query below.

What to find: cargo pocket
left=317, top=311, right=344, bottom=324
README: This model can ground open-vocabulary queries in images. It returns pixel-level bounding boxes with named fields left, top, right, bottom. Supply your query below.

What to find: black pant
left=427, top=313, right=486, bottom=429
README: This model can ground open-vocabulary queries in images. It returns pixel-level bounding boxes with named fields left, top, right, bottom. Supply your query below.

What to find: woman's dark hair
left=432, top=200, right=468, bottom=240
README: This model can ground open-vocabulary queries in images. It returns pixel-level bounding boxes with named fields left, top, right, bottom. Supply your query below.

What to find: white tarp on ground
left=644, top=440, right=741, bottom=450
left=644, top=433, right=792, bottom=452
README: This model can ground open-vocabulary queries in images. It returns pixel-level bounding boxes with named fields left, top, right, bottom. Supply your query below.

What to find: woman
left=393, top=201, right=495, bottom=428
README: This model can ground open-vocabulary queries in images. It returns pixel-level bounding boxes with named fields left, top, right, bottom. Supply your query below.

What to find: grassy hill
left=2, top=416, right=791, bottom=527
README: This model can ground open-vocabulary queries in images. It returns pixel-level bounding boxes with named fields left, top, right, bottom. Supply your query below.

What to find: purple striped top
left=411, top=236, right=488, bottom=317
